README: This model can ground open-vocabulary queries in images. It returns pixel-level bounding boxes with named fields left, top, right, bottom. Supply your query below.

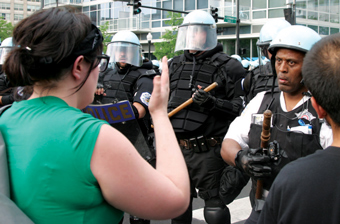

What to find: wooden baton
left=255, top=109, right=272, bottom=199
left=151, top=82, right=218, bottom=128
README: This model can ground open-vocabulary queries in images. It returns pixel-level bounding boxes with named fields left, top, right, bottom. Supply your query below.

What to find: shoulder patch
left=140, top=92, right=151, bottom=106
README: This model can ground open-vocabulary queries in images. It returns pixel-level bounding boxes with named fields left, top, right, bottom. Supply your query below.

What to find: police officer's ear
left=311, top=97, right=327, bottom=119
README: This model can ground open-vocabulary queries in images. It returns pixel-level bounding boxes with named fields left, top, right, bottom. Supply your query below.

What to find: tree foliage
left=99, top=21, right=112, bottom=53
left=153, top=12, right=184, bottom=60
left=0, top=19, right=14, bottom=43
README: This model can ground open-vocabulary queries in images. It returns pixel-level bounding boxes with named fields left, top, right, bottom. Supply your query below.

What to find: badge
left=140, top=92, right=151, bottom=106
left=295, top=109, right=316, bottom=121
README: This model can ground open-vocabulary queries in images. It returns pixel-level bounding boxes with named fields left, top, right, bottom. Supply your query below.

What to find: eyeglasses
left=95, top=54, right=110, bottom=72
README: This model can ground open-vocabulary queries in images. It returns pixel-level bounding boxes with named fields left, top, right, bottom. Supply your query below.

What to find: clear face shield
left=0, top=47, right=13, bottom=65
left=256, top=40, right=270, bottom=66
left=106, top=42, right=142, bottom=67
left=175, top=24, right=217, bottom=52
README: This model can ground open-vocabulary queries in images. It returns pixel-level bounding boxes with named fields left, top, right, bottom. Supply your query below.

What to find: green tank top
left=0, top=96, right=123, bottom=224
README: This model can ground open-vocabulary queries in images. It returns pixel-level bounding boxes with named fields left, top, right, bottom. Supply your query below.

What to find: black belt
left=179, top=136, right=222, bottom=152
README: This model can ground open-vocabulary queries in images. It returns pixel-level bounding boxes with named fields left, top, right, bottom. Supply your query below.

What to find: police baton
left=255, top=109, right=272, bottom=210
left=151, top=82, right=218, bottom=128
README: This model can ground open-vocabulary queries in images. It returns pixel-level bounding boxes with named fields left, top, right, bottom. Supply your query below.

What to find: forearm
left=152, top=112, right=189, bottom=195
left=221, top=138, right=242, bottom=166
left=133, top=102, right=146, bottom=118
left=212, top=97, right=242, bottom=116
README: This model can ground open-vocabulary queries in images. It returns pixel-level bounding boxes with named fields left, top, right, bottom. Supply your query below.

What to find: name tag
left=83, top=100, right=135, bottom=124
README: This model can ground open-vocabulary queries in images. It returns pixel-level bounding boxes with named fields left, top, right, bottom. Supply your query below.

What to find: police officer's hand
left=192, top=89, right=215, bottom=106
left=95, top=83, right=106, bottom=96
left=234, top=148, right=271, bottom=178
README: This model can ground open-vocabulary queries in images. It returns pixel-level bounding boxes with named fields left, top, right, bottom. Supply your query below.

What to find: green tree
left=153, top=12, right=184, bottom=60
left=99, top=21, right=112, bottom=53
left=0, top=19, right=14, bottom=42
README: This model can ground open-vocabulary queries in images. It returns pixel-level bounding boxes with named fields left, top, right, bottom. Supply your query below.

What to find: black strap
left=0, top=105, right=11, bottom=116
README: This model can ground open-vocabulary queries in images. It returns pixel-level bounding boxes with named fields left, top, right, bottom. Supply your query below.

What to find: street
left=122, top=181, right=252, bottom=224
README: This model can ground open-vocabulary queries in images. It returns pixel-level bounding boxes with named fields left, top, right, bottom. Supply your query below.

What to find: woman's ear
left=311, top=96, right=327, bottom=119
left=72, top=55, right=85, bottom=80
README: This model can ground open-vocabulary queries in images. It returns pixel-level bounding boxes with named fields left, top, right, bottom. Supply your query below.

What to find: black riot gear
left=169, top=43, right=246, bottom=224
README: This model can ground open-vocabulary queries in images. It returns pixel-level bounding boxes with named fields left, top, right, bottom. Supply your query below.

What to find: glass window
left=252, top=25, right=262, bottom=33
left=319, top=0, right=329, bottom=12
left=296, top=9, right=306, bottom=18
left=268, top=0, right=285, bottom=8
left=240, top=11, right=250, bottom=20
left=152, top=21, right=161, bottom=28
left=185, top=0, right=195, bottom=10
left=151, top=32, right=161, bottom=40
left=319, top=13, right=329, bottom=22
left=197, top=0, right=208, bottom=9
left=296, top=0, right=307, bottom=9
left=90, top=11, right=96, bottom=23
left=239, top=38, right=250, bottom=58
left=83, top=6, right=89, bottom=12
left=141, top=21, right=150, bottom=29
left=211, top=0, right=222, bottom=7
left=162, top=0, right=171, bottom=19
left=223, top=27, right=236, bottom=35
left=307, top=24, right=318, bottom=32
left=307, top=0, right=318, bottom=10
left=240, top=0, right=251, bottom=7
left=252, top=0, right=266, bottom=10
left=268, top=9, right=284, bottom=18
left=90, top=5, right=96, bottom=11
left=252, top=38, right=258, bottom=58
left=240, top=25, right=251, bottom=34
left=224, top=39, right=236, bottom=56
left=330, top=0, right=340, bottom=14
left=308, top=11, right=318, bottom=20
left=14, top=4, right=23, bottom=10
left=330, top=14, right=339, bottom=23
left=331, top=27, right=340, bottom=34
left=319, top=26, right=329, bottom=35
left=253, top=10, right=266, bottom=19
left=152, top=2, right=161, bottom=20
left=174, top=0, right=183, bottom=11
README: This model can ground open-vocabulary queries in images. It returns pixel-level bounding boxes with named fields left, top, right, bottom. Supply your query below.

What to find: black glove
left=192, top=89, right=215, bottom=106
left=234, top=148, right=271, bottom=178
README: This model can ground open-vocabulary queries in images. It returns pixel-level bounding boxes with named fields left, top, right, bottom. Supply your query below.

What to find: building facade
left=2, top=0, right=339, bottom=60
left=0, top=0, right=40, bottom=25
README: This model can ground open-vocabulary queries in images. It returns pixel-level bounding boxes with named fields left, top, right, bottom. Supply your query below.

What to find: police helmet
left=250, top=59, right=259, bottom=70
left=151, top=60, right=159, bottom=68
left=268, top=25, right=321, bottom=54
left=175, top=10, right=217, bottom=52
left=0, top=37, right=14, bottom=65
left=231, top=54, right=242, bottom=63
left=257, top=19, right=291, bottom=47
left=257, top=19, right=291, bottom=63
left=106, top=31, right=142, bottom=67
left=241, top=59, right=250, bottom=69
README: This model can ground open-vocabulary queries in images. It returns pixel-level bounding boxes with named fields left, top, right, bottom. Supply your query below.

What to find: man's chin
left=117, top=62, right=127, bottom=67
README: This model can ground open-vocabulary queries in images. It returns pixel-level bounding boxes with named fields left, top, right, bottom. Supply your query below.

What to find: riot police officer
left=168, top=10, right=246, bottom=224
left=242, top=19, right=291, bottom=105
left=0, top=37, right=15, bottom=107
left=221, top=25, right=333, bottom=224
left=95, top=30, right=158, bottom=224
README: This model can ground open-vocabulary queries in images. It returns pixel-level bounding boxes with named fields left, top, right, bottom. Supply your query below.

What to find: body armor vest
left=168, top=53, right=231, bottom=133
left=102, top=67, right=148, bottom=104
left=248, top=89, right=322, bottom=207
left=245, top=63, right=277, bottom=104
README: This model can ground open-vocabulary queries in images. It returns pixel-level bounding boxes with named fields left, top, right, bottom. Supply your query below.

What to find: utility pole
left=236, top=0, right=240, bottom=55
